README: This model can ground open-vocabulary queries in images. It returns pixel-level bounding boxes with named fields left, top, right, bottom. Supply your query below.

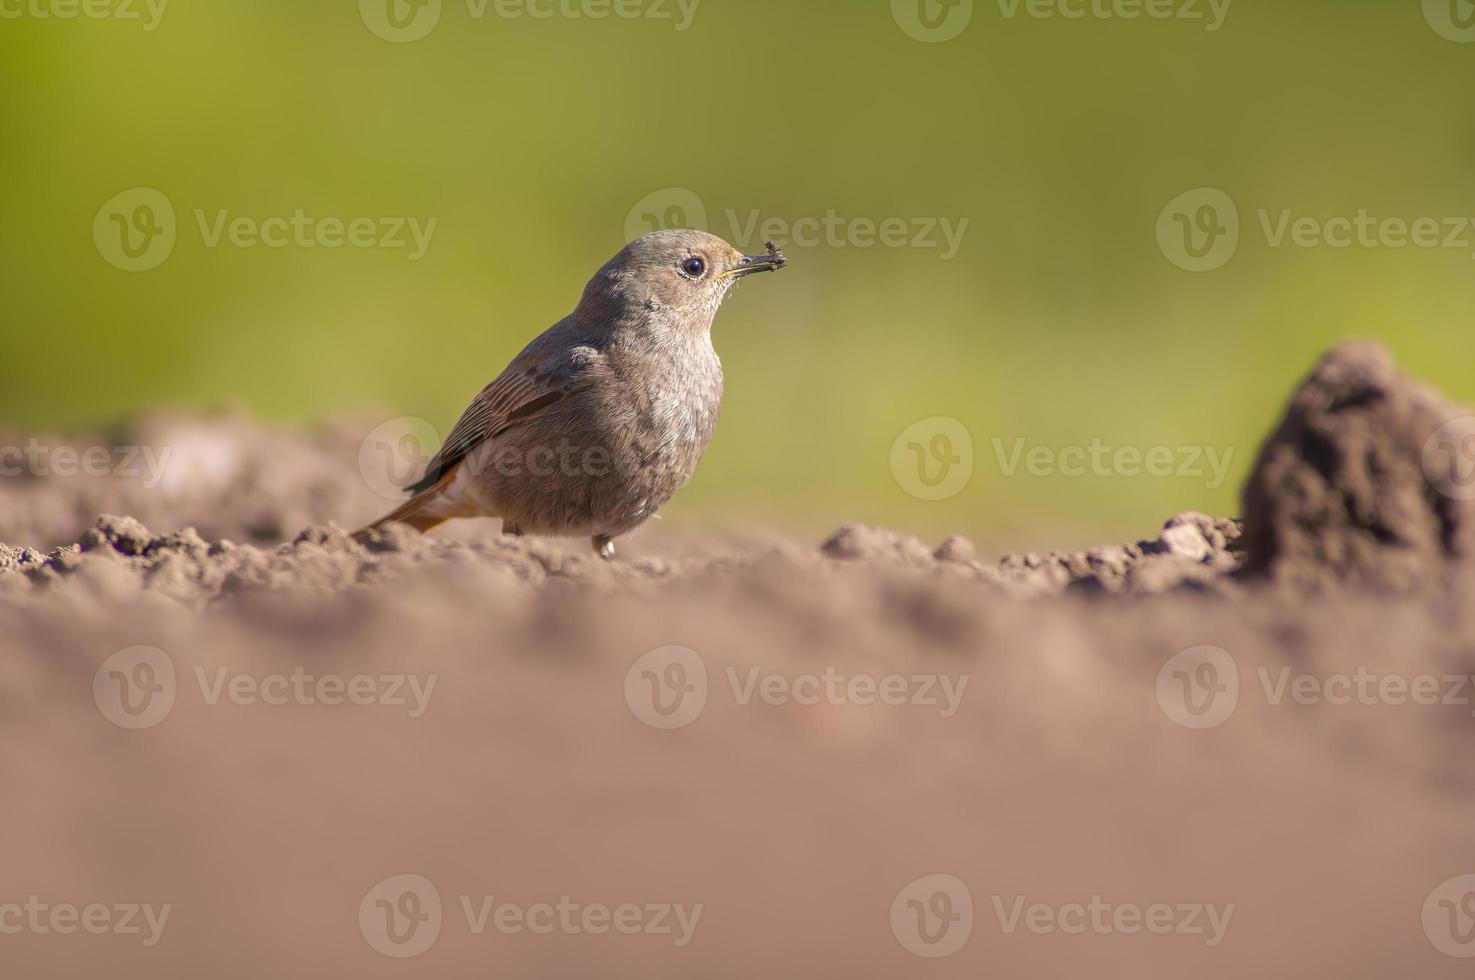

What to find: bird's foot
left=593, top=535, right=615, bottom=561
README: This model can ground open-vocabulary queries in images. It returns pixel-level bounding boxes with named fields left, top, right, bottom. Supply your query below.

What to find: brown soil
left=3, top=343, right=1473, bottom=978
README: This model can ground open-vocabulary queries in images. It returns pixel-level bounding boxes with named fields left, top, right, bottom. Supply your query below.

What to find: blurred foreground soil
left=1, top=343, right=1473, bottom=978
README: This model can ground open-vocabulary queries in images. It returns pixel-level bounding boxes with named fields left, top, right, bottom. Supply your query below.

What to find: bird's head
left=577, top=229, right=786, bottom=331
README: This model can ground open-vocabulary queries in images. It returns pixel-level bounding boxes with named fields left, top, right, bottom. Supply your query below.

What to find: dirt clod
left=933, top=534, right=978, bottom=564
left=820, top=523, right=935, bottom=565
left=79, top=513, right=153, bottom=556
left=1240, top=341, right=1475, bottom=591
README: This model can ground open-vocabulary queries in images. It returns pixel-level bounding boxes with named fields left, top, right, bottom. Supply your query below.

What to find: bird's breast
left=625, top=350, right=723, bottom=468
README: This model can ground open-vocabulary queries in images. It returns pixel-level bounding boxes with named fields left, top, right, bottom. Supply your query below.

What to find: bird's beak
left=720, top=243, right=787, bottom=279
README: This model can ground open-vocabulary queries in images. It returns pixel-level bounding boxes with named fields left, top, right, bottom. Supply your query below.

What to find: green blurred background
left=3, top=0, right=1473, bottom=545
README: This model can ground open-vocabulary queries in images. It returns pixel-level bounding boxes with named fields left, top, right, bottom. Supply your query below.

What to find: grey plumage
left=356, top=229, right=786, bottom=558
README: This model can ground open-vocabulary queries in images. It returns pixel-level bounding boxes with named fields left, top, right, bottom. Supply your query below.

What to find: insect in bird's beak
left=721, top=241, right=788, bottom=279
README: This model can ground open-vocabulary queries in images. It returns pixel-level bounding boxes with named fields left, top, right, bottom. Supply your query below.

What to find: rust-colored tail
left=352, top=470, right=455, bottom=546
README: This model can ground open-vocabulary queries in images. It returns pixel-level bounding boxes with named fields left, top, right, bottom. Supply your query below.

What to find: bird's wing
left=405, top=345, right=596, bottom=495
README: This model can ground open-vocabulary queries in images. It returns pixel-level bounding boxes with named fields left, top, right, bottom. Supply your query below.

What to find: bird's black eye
left=680, top=256, right=707, bottom=279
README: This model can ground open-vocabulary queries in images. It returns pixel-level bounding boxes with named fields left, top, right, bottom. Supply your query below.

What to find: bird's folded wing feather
left=406, top=345, right=597, bottom=495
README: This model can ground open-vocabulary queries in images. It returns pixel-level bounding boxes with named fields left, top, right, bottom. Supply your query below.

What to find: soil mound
left=1240, top=342, right=1475, bottom=591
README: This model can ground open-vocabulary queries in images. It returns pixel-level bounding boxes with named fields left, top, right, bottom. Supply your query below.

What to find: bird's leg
left=503, top=522, right=524, bottom=537
left=592, top=535, right=615, bottom=561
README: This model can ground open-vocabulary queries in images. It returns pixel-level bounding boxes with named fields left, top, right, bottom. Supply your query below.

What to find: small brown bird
left=355, top=230, right=786, bottom=559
